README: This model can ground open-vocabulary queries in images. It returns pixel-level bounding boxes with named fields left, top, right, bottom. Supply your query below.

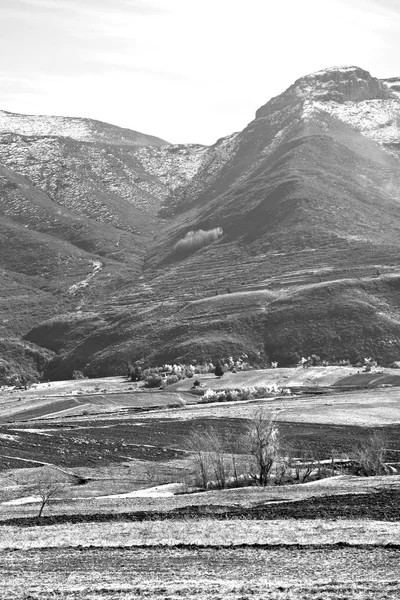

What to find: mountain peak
left=256, top=66, right=396, bottom=119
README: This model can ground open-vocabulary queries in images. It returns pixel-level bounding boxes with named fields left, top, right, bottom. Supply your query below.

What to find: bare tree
left=205, top=428, right=228, bottom=488
left=28, top=469, right=66, bottom=519
left=292, top=445, right=320, bottom=483
left=274, top=454, right=291, bottom=485
left=185, top=429, right=212, bottom=488
left=186, top=427, right=239, bottom=489
left=36, top=482, right=62, bottom=518
left=243, top=409, right=280, bottom=486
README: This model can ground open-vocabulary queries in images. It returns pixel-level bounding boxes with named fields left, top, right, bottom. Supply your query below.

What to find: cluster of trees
left=16, top=419, right=391, bottom=520
left=129, top=356, right=252, bottom=388
left=200, top=384, right=291, bottom=404
left=186, top=410, right=390, bottom=490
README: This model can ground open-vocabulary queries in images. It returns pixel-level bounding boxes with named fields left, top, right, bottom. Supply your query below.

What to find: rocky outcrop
left=256, top=66, right=396, bottom=119
left=381, top=77, right=400, bottom=99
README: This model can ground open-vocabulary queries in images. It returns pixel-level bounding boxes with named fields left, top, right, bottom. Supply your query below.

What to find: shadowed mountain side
left=0, top=338, right=53, bottom=386
left=25, top=275, right=400, bottom=379
left=0, top=164, right=150, bottom=260
left=0, top=215, right=144, bottom=333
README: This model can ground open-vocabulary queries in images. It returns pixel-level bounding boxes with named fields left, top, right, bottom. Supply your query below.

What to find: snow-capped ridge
left=256, top=66, right=396, bottom=120
left=0, top=110, right=168, bottom=147
left=381, top=78, right=400, bottom=99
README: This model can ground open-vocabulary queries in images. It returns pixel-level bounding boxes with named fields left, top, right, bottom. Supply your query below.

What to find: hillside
left=3, top=66, right=400, bottom=380
left=0, top=109, right=169, bottom=147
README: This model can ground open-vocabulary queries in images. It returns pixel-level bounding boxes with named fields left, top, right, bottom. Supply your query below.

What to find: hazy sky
left=1, top=0, right=399, bottom=144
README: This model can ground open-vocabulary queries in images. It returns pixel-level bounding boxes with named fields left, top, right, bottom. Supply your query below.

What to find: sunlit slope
left=148, top=112, right=400, bottom=272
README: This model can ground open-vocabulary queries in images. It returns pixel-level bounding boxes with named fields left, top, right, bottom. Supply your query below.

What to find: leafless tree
left=274, top=454, right=291, bottom=485
left=186, top=427, right=242, bottom=489
left=292, top=445, right=320, bottom=483
left=29, top=469, right=66, bottom=519
left=243, top=409, right=280, bottom=486
left=185, top=428, right=212, bottom=488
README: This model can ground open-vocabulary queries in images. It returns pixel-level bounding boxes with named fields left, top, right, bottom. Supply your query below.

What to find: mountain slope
left=4, top=66, right=400, bottom=379
left=0, top=110, right=169, bottom=146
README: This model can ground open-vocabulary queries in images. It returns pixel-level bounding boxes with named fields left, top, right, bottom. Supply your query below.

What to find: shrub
left=199, top=384, right=288, bottom=404
left=201, top=389, right=219, bottom=403
left=166, top=374, right=179, bottom=385
left=240, top=386, right=255, bottom=400
left=130, top=364, right=143, bottom=382
left=310, top=354, right=321, bottom=367
left=72, top=370, right=86, bottom=380
left=214, top=361, right=224, bottom=377
left=352, top=431, right=388, bottom=476
left=225, top=390, right=240, bottom=402
left=145, top=373, right=163, bottom=388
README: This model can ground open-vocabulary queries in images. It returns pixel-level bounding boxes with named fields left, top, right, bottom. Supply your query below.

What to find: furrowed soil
left=1, top=418, right=400, bottom=470
left=2, top=546, right=400, bottom=599
left=2, top=486, right=400, bottom=526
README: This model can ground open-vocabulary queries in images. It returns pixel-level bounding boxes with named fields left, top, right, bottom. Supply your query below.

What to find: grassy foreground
left=2, top=544, right=400, bottom=599
left=2, top=519, right=400, bottom=550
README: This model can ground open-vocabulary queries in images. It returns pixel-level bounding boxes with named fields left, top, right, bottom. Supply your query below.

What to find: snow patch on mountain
left=314, top=99, right=400, bottom=157
left=256, top=66, right=395, bottom=120
left=0, top=132, right=213, bottom=228
left=68, top=260, right=102, bottom=295
left=0, top=110, right=167, bottom=147
left=135, top=144, right=210, bottom=190
left=381, top=78, right=400, bottom=99
left=159, top=133, right=240, bottom=215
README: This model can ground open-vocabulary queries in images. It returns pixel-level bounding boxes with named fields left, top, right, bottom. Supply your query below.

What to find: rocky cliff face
left=256, top=66, right=396, bottom=119
left=381, top=77, right=400, bottom=98
left=252, top=66, right=400, bottom=160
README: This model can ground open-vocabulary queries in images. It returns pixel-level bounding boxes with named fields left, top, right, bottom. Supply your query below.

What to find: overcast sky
left=1, top=0, right=399, bottom=144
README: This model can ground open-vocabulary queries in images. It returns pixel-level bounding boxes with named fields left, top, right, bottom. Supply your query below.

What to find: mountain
left=0, top=110, right=170, bottom=147
left=3, top=66, right=400, bottom=382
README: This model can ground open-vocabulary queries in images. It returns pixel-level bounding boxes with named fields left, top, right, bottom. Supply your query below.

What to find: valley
left=2, top=65, right=400, bottom=598
left=1, top=366, right=400, bottom=598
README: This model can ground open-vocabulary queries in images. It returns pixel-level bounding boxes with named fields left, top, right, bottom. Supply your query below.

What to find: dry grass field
left=1, top=367, right=400, bottom=598
left=2, top=546, right=400, bottom=599
left=3, top=518, right=400, bottom=550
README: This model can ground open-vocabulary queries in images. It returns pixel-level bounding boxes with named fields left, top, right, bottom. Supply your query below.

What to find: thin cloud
left=361, top=0, right=400, bottom=17
left=3, top=0, right=167, bottom=16
left=343, top=0, right=400, bottom=24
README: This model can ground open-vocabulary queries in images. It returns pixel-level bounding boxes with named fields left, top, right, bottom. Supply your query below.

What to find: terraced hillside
left=3, top=66, right=400, bottom=380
